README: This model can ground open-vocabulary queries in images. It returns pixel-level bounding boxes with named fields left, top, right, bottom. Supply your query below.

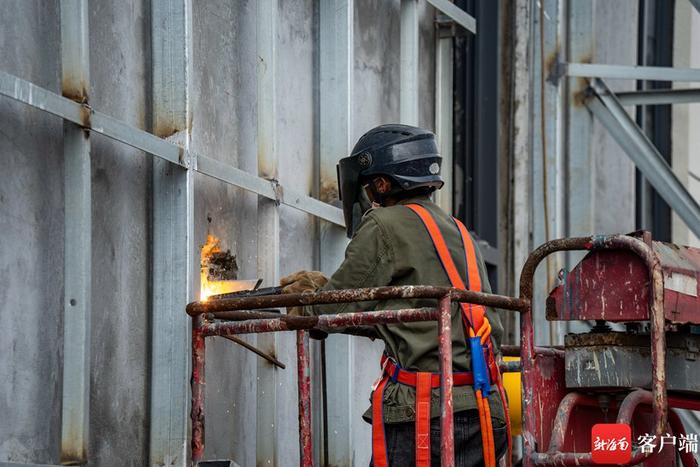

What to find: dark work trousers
left=370, top=410, right=508, bottom=467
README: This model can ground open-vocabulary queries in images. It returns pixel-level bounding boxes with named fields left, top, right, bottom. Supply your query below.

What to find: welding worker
left=280, top=124, right=510, bottom=467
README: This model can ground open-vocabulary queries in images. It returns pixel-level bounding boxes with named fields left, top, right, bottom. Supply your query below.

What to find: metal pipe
left=616, top=390, right=661, bottom=465
left=187, top=285, right=528, bottom=315
left=206, top=310, right=282, bottom=321
left=191, top=317, right=206, bottom=465
left=438, top=295, right=455, bottom=467
left=615, top=88, right=700, bottom=106
left=201, top=308, right=439, bottom=336
left=546, top=393, right=599, bottom=453
left=540, top=390, right=700, bottom=467
left=497, top=360, right=522, bottom=373
left=519, top=235, right=667, bottom=466
left=218, top=335, right=285, bottom=369
left=296, top=331, right=313, bottom=467
left=500, top=345, right=564, bottom=358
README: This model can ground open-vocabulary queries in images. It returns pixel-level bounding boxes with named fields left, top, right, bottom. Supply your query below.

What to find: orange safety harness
left=371, top=204, right=512, bottom=467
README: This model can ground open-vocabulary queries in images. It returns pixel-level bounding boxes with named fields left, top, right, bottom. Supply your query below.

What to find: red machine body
left=547, top=232, right=700, bottom=324
left=523, top=232, right=700, bottom=467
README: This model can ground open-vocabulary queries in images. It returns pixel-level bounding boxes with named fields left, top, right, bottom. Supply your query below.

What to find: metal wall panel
left=0, top=1, right=62, bottom=463
left=87, top=0, right=152, bottom=463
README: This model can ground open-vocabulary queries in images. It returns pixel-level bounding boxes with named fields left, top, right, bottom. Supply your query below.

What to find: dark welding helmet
left=337, top=124, right=443, bottom=237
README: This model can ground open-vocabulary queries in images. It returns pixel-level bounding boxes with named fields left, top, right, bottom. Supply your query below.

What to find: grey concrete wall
left=190, top=0, right=260, bottom=463
left=87, top=1, right=152, bottom=465
left=672, top=1, right=700, bottom=248
left=0, top=0, right=441, bottom=465
left=590, top=0, right=638, bottom=235
left=0, top=0, right=63, bottom=463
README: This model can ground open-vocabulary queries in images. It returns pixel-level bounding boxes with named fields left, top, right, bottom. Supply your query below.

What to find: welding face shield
left=337, top=124, right=444, bottom=238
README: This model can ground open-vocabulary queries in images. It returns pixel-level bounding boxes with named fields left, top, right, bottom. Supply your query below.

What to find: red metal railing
left=186, top=234, right=686, bottom=467
left=187, top=286, right=525, bottom=466
left=518, top=235, right=677, bottom=467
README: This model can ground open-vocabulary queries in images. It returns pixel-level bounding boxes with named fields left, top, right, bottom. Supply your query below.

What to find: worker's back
left=312, top=194, right=505, bottom=424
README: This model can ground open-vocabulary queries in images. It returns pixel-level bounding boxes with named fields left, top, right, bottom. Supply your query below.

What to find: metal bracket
left=585, top=78, right=700, bottom=240
left=269, top=178, right=283, bottom=206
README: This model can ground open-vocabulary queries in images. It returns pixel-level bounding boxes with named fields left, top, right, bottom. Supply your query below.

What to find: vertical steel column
left=319, top=1, right=353, bottom=464
left=60, top=0, right=91, bottom=463
left=296, top=331, right=313, bottom=467
left=437, top=295, right=455, bottom=467
left=150, top=1, right=194, bottom=465
left=532, top=0, right=565, bottom=344
left=256, top=1, right=280, bottom=464
left=400, top=0, right=420, bottom=125
left=434, top=20, right=453, bottom=213
left=510, top=0, right=532, bottom=344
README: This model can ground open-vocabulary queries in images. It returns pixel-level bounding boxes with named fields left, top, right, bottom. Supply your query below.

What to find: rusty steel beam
left=296, top=331, right=313, bottom=467
left=519, top=235, right=668, bottom=466
left=187, top=285, right=528, bottom=315
left=497, top=360, right=521, bottom=373
left=438, top=295, right=455, bottom=467
left=200, top=308, right=439, bottom=336
left=500, top=345, right=564, bottom=358
left=191, top=317, right=206, bottom=465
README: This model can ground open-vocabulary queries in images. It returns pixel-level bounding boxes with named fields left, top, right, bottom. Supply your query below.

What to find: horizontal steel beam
left=615, top=88, right=700, bottom=106
left=567, top=63, right=700, bottom=82
left=0, top=463, right=65, bottom=467
left=586, top=78, right=700, bottom=239
left=0, top=70, right=182, bottom=165
left=690, top=0, right=700, bottom=15
left=426, top=0, right=476, bottom=34
left=0, top=70, right=345, bottom=227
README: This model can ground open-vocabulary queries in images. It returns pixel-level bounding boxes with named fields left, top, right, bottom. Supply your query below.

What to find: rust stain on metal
left=153, top=121, right=183, bottom=139
left=187, top=285, right=527, bottom=316
left=519, top=234, right=671, bottom=466
left=296, top=331, right=313, bottom=466
left=190, top=317, right=206, bottom=464
left=62, top=78, right=89, bottom=104
left=544, top=47, right=562, bottom=86
left=78, top=104, right=92, bottom=130
left=320, top=179, right=339, bottom=204
left=571, top=53, right=593, bottom=107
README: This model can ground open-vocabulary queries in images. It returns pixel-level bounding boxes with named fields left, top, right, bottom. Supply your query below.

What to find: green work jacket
left=310, top=195, right=505, bottom=424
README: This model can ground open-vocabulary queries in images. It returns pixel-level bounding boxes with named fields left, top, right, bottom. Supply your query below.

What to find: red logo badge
left=591, top=424, right=632, bottom=464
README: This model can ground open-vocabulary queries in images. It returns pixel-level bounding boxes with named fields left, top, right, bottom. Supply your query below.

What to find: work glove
left=280, top=270, right=328, bottom=317
left=280, top=270, right=329, bottom=340
left=280, top=270, right=328, bottom=295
